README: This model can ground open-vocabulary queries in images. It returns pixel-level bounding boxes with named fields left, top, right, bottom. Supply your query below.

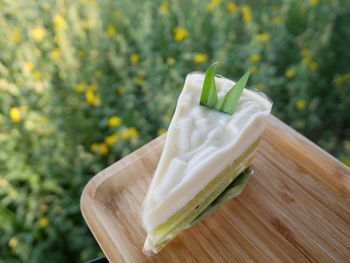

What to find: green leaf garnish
left=200, top=63, right=250, bottom=115
left=190, top=167, right=253, bottom=226
left=215, top=70, right=250, bottom=114
left=199, top=62, right=219, bottom=107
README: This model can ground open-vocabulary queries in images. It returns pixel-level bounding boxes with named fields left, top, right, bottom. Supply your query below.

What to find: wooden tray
left=81, top=116, right=350, bottom=262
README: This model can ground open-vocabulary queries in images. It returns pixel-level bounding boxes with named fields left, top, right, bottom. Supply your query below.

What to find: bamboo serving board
left=81, top=116, right=350, bottom=263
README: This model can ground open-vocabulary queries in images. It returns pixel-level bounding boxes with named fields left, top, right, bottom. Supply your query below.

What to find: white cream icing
left=142, top=73, right=272, bottom=231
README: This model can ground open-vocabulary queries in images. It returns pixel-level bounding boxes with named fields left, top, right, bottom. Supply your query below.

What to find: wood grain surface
left=80, top=116, right=350, bottom=263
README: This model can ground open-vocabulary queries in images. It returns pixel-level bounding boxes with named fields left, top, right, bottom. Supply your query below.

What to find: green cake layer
left=189, top=167, right=252, bottom=227
left=144, top=139, right=260, bottom=253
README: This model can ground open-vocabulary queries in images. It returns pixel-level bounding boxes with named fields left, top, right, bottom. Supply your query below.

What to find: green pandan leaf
left=200, top=62, right=219, bottom=107
left=189, top=167, right=253, bottom=226
left=215, top=70, right=250, bottom=114
left=200, top=63, right=250, bottom=115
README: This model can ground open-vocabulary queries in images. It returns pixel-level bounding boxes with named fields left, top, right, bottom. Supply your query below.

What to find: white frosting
left=142, top=73, right=272, bottom=231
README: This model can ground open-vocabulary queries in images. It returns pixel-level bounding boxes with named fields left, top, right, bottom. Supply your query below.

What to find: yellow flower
left=226, top=2, right=238, bottom=13
left=303, top=57, right=318, bottom=71
left=167, top=57, right=175, bottom=65
left=120, top=127, right=139, bottom=139
left=159, top=2, right=169, bottom=15
left=272, top=16, right=283, bottom=24
left=104, top=133, right=119, bottom=145
left=173, top=27, right=188, bottom=42
left=98, top=143, right=109, bottom=155
left=53, top=15, right=68, bottom=30
left=90, top=143, right=99, bottom=152
left=108, top=116, right=122, bottom=127
left=75, top=83, right=86, bottom=93
left=343, top=158, right=350, bottom=166
left=90, top=143, right=109, bottom=155
left=33, top=71, right=42, bottom=80
left=130, top=53, right=139, bottom=63
left=249, top=54, right=261, bottom=62
left=309, top=0, right=319, bottom=6
left=8, top=237, right=18, bottom=249
left=128, top=127, right=139, bottom=138
left=50, top=48, right=61, bottom=62
left=39, top=204, right=48, bottom=213
left=106, top=25, right=117, bottom=37
left=31, top=26, right=47, bottom=42
left=135, top=75, right=145, bottom=86
left=301, top=48, right=309, bottom=57
left=157, top=128, right=166, bottom=136
left=241, top=5, right=252, bottom=23
left=256, top=32, right=271, bottom=42
left=85, top=89, right=101, bottom=106
left=309, top=61, right=318, bottom=71
left=24, top=61, right=34, bottom=71
left=251, top=66, right=257, bottom=74
left=193, top=53, right=208, bottom=64
left=206, top=0, right=221, bottom=12
left=117, top=85, right=126, bottom=94
left=285, top=69, right=295, bottom=79
left=295, top=99, right=307, bottom=110
left=11, top=29, right=21, bottom=43
left=9, top=107, right=21, bottom=123
left=121, top=129, right=133, bottom=139
left=39, top=217, right=49, bottom=228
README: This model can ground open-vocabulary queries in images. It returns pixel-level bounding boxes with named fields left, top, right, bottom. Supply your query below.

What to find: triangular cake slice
left=142, top=72, right=272, bottom=254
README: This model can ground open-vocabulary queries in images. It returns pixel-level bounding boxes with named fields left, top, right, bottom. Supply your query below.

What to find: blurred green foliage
left=0, top=0, right=349, bottom=261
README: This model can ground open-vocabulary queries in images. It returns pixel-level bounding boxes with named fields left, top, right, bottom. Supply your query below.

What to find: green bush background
left=0, top=0, right=349, bottom=261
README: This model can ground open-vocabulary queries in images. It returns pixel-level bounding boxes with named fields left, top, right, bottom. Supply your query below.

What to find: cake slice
left=142, top=66, right=272, bottom=254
